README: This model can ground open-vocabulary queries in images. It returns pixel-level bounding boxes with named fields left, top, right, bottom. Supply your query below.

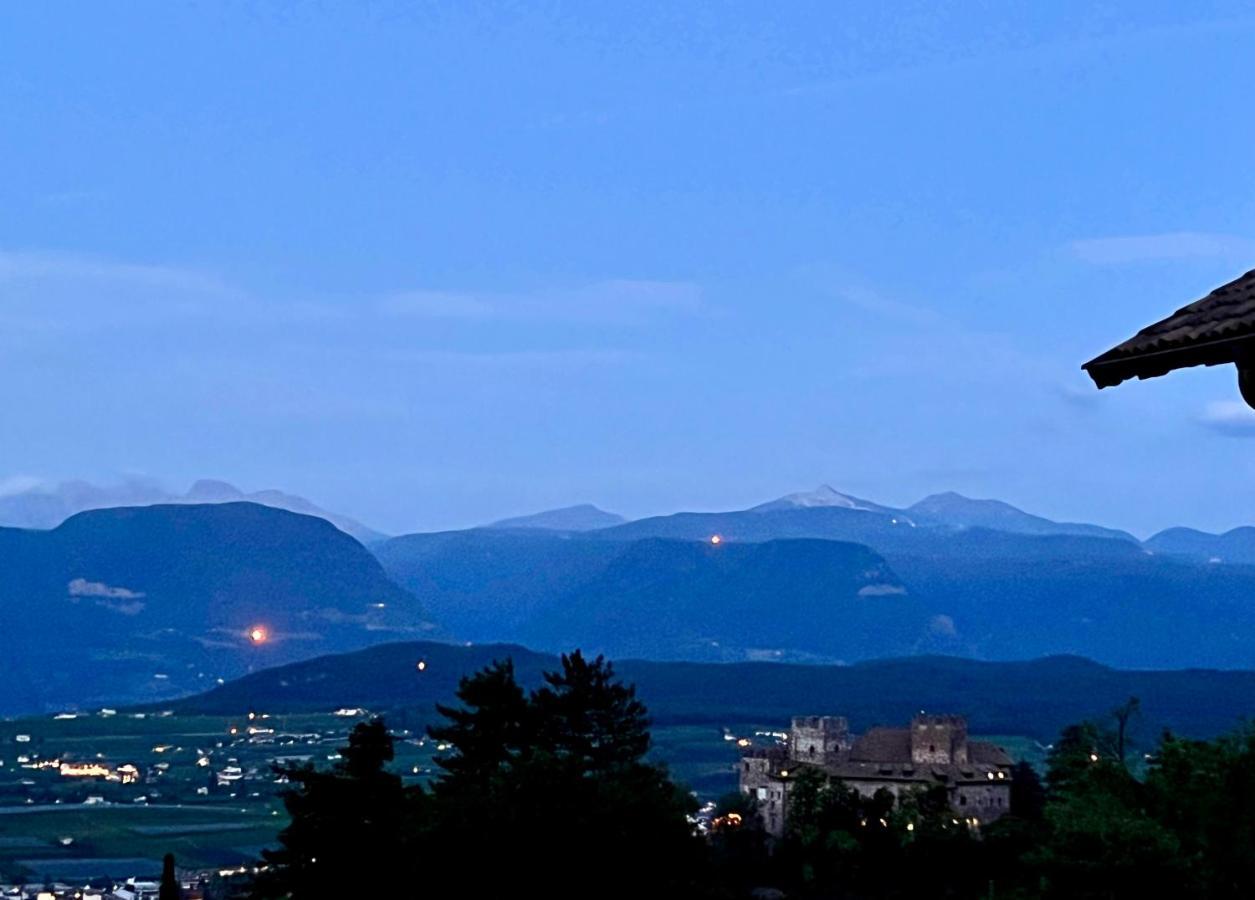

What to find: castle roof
left=969, top=741, right=1013, bottom=767
left=848, top=727, right=911, bottom=763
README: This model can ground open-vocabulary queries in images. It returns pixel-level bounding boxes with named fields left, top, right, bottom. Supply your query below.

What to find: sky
left=5, top=2, right=1255, bottom=536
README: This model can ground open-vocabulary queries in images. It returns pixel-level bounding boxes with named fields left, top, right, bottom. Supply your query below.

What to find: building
left=1084, top=267, right=1255, bottom=409
left=740, top=714, right=1013, bottom=838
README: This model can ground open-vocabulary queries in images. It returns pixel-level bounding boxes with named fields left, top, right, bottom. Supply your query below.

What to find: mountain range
left=0, top=502, right=433, bottom=715
left=376, top=485, right=1255, bottom=670
left=0, top=478, right=384, bottom=543
left=170, top=640, right=1255, bottom=747
left=6, top=481, right=1255, bottom=716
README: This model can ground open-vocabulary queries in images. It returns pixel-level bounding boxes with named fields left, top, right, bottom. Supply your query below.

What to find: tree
left=531, top=650, right=651, bottom=773
left=1112, top=696, right=1141, bottom=765
left=428, top=658, right=531, bottom=785
left=1146, top=725, right=1255, bottom=898
left=253, top=718, right=411, bottom=899
left=708, top=791, right=769, bottom=893
left=425, top=651, right=704, bottom=898
left=159, top=853, right=180, bottom=900
left=1009, top=759, right=1047, bottom=822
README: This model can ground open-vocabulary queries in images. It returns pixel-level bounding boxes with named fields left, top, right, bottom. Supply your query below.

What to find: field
left=0, top=706, right=1032, bottom=881
left=0, top=708, right=435, bottom=881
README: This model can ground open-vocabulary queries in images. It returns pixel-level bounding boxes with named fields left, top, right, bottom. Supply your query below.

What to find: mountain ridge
left=0, top=478, right=384, bottom=543
left=165, top=640, right=1255, bottom=744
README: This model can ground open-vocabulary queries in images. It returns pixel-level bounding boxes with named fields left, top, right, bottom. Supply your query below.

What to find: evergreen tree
left=159, top=853, right=181, bottom=900
left=428, top=658, right=532, bottom=784
left=531, top=650, right=651, bottom=773
left=253, top=718, right=411, bottom=899
left=426, top=651, right=704, bottom=898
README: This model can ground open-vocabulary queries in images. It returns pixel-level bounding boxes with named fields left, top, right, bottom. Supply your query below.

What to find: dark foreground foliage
left=252, top=650, right=704, bottom=899
left=716, top=707, right=1255, bottom=900
left=249, top=661, right=1255, bottom=900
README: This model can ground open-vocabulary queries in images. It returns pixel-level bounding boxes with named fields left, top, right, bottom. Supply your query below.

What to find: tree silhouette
left=254, top=718, right=410, bottom=899
left=426, top=650, right=703, bottom=898
left=1112, top=696, right=1141, bottom=765
left=159, top=854, right=181, bottom=900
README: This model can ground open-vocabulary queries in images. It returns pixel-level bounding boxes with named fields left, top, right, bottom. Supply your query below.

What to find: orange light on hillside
left=248, top=626, right=268, bottom=645
left=710, top=535, right=722, bottom=545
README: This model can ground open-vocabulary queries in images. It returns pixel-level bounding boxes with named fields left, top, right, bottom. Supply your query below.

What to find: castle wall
left=910, top=714, right=969, bottom=765
left=789, top=715, right=850, bottom=763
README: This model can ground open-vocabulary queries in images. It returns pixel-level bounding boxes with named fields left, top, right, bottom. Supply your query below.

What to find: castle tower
left=789, top=715, right=850, bottom=763
left=910, top=714, right=968, bottom=765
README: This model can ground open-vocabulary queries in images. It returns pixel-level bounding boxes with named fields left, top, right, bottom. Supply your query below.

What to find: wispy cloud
left=68, top=578, right=146, bottom=600
left=0, top=475, right=44, bottom=498
left=378, top=279, right=705, bottom=325
left=1068, top=232, right=1255, bottom=265
left=0, top=249, right=233, bottom=296
left=377, top=348, right=639, bottom=370
left=827, top=284, right=946, bottom=329
left=379, top=290, right=496, bottom=319
left=1198, top=400, right=1255, bottom=436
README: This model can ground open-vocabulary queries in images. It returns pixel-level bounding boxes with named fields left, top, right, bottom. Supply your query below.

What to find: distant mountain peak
left=752, top=485, right=882, bottom=513
left=487, top=504, right=627, bottom=532
left=911, top=492, right=1022, bottom=516
left=186, top=479, right=246, bottom=501
left=908, top=492, right=1133, bottom=542
left=0, top=477, right=386, bottom=544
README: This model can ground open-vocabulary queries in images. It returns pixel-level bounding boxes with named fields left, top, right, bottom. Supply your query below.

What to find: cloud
left=928, top=614, right=958, bottom=638
left=1068, top=232, right=1255, bottom=265
left=1198, top=400, right=1255, bottom=436
left=67, top=578, right=146, bottom=600
left=0, top=475, right=44, bottom=498
left=827, top=283, right=946, bottom=329
left=378, top=290, right=495, bottom=319
left=858, top=583, right=908, bottom=597
left=378, top=279, right=705, bottom=325
left=0, top=249, right=232, bottom=296
left=381, top=348, right=638, bottom=369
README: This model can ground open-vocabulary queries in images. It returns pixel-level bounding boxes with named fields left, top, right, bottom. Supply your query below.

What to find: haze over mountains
left=0, top=478, right=384, bottom=543
left=8, top=481, right=1255, bottom=715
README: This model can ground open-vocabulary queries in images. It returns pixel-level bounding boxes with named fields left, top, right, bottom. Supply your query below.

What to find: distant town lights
left=248, top=626, right=268, bottom=644
left=710, top=535, right=722, bottom=545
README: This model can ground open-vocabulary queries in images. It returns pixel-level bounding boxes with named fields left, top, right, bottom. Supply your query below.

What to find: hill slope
left=377, top=516, right=1255, bottom=668
left=487, top=503, right=627, bottom=531
left=171, top=640, right=1255, bottom=744
left=0, top=503, right=433, bottom=714
left=908, top=491, right=1135, bottom=541
left=376, top=531, right=942, bottom=661
left=516, top=537, right=928, bottom=661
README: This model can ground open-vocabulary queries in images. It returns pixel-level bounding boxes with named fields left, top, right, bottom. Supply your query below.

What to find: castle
left=739, top=714, right=1013, bottom=837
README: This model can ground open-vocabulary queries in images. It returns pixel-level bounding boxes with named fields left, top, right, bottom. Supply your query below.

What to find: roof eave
left=1083, top=332, right=1255, bottom=388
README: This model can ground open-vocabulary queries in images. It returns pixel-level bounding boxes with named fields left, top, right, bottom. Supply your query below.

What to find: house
left=1084, top=267, right=1255, bottom=408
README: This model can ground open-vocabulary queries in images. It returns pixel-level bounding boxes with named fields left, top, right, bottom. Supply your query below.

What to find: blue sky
left=5, top=2, right=1255, bottom=536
